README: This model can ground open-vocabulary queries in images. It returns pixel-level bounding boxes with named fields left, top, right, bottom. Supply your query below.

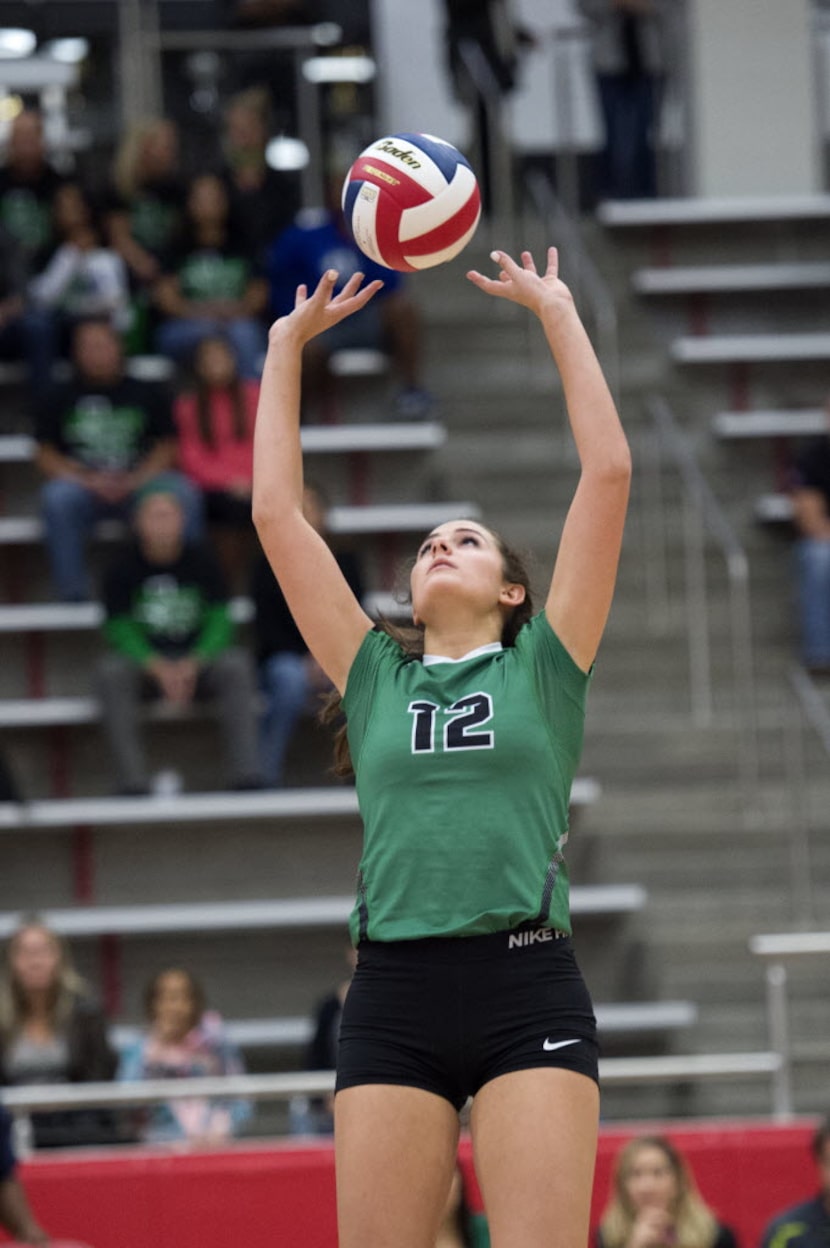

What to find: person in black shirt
left=221, top=89, right=301, bottom=267
left=35, top=317, right=203, bottom=601
left=792, top=434, right=830, bottom=674
left=0, top=109, right=65, bottom=276
left=153, top=173, right=269, bottom=379
left=97, top=480, right=262, bottom=795
left=251, top=482, right=364, bottom=786
left=759, top=1116, right=830, bottom=1248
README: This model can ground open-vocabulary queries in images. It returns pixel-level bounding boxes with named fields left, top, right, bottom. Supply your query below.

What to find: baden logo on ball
left=342, top=132, right=481, bottom=273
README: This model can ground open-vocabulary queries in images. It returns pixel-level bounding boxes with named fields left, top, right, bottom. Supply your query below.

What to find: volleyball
left=341, top=132, right=481, bottom=273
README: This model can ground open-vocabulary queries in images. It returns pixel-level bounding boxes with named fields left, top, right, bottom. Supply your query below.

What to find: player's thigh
left=335, top=1082, right=460, bottom=1248
left=471, top=1067, right=599, bottom=1248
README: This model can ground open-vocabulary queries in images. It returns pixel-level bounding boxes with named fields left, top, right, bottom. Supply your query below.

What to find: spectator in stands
left=0, top=919, right=118, bottom=1150
left=97, top=480, right=262, bottom=795
left=0, top=1103, right=49, bottom=1246
left=0, top=109, right=65, bottom=276
left=173, top=334, right=258, bottom=589
left=154, top=172, right=268, bottom=379
left=576, top=0, right=676, bottom=200
left=597, top=1135, right=738, bottom=1248
left=106, top=118, right=187, bottom=355
left=251, top=482, right=364, bottom=787
left=27, top=183, right=131, bottom=385
left=0, top=221, right=27, bottom=367
left=35, top=317, right=202, bottom=602
left=117, top=966, right=251, bottom=1146
left=289, top=944, right=356, bottom=1136
left=266, top=170, right=434, bottom=420
left=759, top=1116, right=830, bottom=1248
left=791, top=434, right=830, bottom=675
left=221, top=88, right=301, bottom=265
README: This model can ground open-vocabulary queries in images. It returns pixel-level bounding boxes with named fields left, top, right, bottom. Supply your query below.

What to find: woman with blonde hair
left=0, top=919, right=117, bottom=1148
left=598, top=1135, right=738, bottom=1248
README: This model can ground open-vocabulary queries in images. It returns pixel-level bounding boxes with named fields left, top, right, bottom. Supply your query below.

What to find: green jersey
left=342, top=611, right=591, bottom=943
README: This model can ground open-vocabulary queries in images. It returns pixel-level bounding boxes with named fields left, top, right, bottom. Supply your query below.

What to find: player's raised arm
left=467, top=247, right=631, bottom=672
left=252, top=269, right=384, bottom=693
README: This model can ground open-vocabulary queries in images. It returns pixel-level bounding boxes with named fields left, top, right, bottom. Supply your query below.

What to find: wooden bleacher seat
left=632, top=262, right=830, bottom=296
left=599, top=193, right=830, bottom=228
left=110, top=998, right=697, bottom=1056
left=0, top=883, right=645, bottom=940
left=671, top=332, right=830, bottom=365
left=712, top=410, right=827, bottom=440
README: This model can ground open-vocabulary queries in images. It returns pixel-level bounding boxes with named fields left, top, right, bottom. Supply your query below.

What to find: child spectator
left=154, top=173, right=268, bottom=378
left=118, top=967, right=251, bottom=1146
left=35, top=317, right=202, bottom=601
left=251, top=482, right=364, bottom=787
left=96, top=480, right=262, bottom=795
left=597, top=1135, right=738, bottom=1248
left=0, top=919, right=117, bottom=1150
left=173, top=334, right=258, bottom=587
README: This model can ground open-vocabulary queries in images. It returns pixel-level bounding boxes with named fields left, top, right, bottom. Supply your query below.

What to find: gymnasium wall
left=2, top=1118, right=819, bottom=1248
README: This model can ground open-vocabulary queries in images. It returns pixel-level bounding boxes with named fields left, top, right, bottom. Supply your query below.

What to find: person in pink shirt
left=174, top=334, right=258, bottom=586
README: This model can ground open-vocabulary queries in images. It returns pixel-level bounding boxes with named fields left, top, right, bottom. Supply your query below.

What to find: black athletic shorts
left=336, top=924, right=599, bottom=1110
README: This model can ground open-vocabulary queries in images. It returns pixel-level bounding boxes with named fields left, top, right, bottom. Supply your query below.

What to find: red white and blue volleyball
left=342, top=132, right=481, bottom=272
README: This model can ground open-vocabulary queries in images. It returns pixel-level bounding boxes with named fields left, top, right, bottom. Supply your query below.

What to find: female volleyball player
left=252, top=246, right=631, bottom=1248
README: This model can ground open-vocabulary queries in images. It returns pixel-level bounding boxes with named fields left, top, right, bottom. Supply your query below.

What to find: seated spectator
left=0, top=919, right=118, bottom=1150
left=27, top=182, right=131, bottom=384
left=106, top=119, right=186, bottom=292
left=0, top=109, right=65, bottom=277
left=791, top=432, right=830, bottom=675
left=0, top=1102, right=49, bottom=1246
left=759, top=1116, right=830, bottom=1248
left=221, top=88, right=301, bottom=266
left=34, top=316, right=202, bottom=602
left=266, top=170, right=434, bottom=420
left=289, top=944, right=356, bottom=1137
left=251, top=482, right=364, bottom=787
left=96, top=481, right=262, bottom=795
left=154, top=173, right=268, bottom=379
left=105, top=118, right=187, bottom=355
left=117, top=966, right=251, bottom=1147
left=597, top=1135, right=738, bottom=1248
left=173, top=334, right=258, bottom=588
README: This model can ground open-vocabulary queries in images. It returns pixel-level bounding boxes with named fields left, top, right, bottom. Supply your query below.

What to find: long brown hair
left=321, top=523, right=534, bottom=776
left=599, top=1136, right=721, bottom=1248
left=0, top=919, right=89, bottom=1038
left=190, top=337, right=249, bottom=446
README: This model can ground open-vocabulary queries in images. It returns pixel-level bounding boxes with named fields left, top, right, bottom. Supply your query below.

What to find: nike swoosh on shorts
left=542, top=1038, right=581, bottom=1052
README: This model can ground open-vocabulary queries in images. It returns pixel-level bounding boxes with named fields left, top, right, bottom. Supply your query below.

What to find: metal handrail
left=456, top=37, right=515, bottom=234
left=524, top=167, right=619, bottom=402
left=645, top=396, right=759, bottom=800
left=1, top=1055, right=781, bottom=1121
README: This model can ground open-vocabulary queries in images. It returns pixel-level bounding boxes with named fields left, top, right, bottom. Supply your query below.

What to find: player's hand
left=268, top=269, right=384, bottom=348
left=467, top=247, right=575, bottom=321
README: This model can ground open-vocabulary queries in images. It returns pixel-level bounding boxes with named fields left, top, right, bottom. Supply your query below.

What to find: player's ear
left=499, top=582, right=526, bottom=607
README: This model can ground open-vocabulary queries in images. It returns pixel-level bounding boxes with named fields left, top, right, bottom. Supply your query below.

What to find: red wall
left=2, top=1119, right=819, bottom=1248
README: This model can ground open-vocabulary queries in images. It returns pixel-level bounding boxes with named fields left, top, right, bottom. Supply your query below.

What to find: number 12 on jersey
left=408, top=693, right=495, bottom=754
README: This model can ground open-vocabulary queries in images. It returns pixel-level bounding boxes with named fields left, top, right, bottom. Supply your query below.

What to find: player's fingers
left=312, top=269, right=339, bottom=302
left=520, top=250, right=537, bottom=273
left=466, top=270, right=510, bottom=298
left=490, top=248, right=522, bottom=277
left=294, top=284, right=308, bottom=308
left=545, top=246, right=559, bottom=278
left=333, top=271, right=365, bottom=301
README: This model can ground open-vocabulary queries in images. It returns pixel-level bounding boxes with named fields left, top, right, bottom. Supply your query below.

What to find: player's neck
left=423, top=615, right=502, bottom=660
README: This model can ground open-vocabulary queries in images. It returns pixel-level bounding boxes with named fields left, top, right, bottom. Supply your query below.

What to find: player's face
left=9, top=926, right=62, bottom=995
left=410, top=521, right=517, bottom=624
left=623, top=1144, right=679, bottom=1212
